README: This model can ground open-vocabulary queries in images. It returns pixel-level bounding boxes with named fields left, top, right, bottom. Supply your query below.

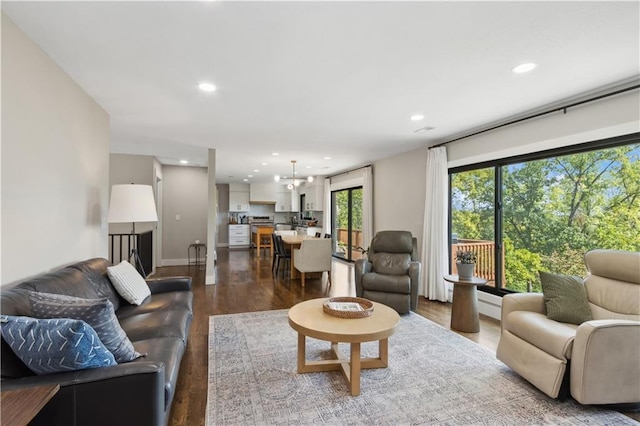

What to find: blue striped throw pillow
left=0, top=315, right=116, bottom=375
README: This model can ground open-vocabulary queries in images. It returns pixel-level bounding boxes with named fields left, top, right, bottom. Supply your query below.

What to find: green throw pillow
left=539, top=271, right=593, bottom=325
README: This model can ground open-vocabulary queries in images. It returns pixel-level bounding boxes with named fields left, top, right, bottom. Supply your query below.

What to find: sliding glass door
left=331, top=187, right=363, bottom=261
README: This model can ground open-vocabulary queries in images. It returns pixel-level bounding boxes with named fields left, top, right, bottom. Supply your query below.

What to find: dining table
left=280, top=234, right=320, bottom=279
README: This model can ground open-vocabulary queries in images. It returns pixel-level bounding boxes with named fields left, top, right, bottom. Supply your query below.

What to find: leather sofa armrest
left=146, top=276, right=192, bottom=294
left=2, top=362, right=165, bottom=426
left=570, top=319, right=640, bottom=404
left=501, top=293, right=545, bottom=330
left=354, top=259, right=372, bottom=298
left=409, top=261, right=421, bottom=311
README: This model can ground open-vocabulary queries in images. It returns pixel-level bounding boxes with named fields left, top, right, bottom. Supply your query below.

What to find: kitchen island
left=252, top=225, right=274, bottom=257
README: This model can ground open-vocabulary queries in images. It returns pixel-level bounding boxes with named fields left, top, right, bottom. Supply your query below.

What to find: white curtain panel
left=362, top=166, right=373, bottom=247
left=421, top=147, right=452, bottom=302
left=322, top=177, right=331, bottom=234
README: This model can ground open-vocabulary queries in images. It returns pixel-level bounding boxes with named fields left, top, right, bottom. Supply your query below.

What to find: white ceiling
left=3, top=1, right=639, bottom=183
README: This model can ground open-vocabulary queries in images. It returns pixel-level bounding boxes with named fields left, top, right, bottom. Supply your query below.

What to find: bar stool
left=188, top=243, right=207, bottom=268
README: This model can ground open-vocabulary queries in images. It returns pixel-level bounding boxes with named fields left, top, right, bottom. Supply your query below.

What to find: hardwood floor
left=161, top=247, right=501, bottom=426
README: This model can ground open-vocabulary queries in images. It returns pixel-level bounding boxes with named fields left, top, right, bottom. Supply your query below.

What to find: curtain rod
left=429, top=83, right=640, bottom=150
left=327, top=164, right=372, bottom=179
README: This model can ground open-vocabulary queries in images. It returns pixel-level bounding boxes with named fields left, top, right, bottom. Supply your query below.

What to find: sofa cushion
left=371, top=253, right=411, bottom=275
left=116, top=291, right=194, bottom=320
left=505, top=311, right=578, bottom=359
left=107, top=261, right=151, bottom=306
left=134, top=337, right=186, bottom=409
left=540, top=271, right=593, bottom=325
left=29, top=292, right=141, bottom=363
left=0, top=315, right=116, bottom=375
left=119, top=309, right=192, bottom=343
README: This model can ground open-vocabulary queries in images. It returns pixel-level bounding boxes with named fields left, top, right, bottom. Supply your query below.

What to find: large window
left=331, top=187, right=363, bottom=261
left=450, top=135, right=640, bottom=293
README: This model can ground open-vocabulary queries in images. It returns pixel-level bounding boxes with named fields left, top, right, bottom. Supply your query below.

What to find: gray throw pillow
left=539, top=271, right=593, bottom=325
left=29, top=291, right=141, bottom=363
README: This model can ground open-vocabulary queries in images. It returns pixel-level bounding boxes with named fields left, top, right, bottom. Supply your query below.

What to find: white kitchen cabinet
left=228, top=224, right=250, bottom=248
left=250, top=183, right=276, bottom=204
left=307, top=227, right=323, bottom=236
left=304, top=179, right=324, bottom=211
left=275, top=186, right=299, bottom=212
left=229, top=183, right=250, bottom=212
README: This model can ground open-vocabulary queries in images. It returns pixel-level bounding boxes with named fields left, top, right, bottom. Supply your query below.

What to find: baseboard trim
left=162, top=259, right=190, bottom=266
left=478, top=291, right=502, bottom=320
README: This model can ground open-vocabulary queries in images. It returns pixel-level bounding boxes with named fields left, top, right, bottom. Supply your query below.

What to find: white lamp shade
left=107, top=184, right=158, bottom=223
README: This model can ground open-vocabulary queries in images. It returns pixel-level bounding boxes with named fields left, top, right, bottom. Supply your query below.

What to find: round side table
left=443, top=274, right=487, bottom=333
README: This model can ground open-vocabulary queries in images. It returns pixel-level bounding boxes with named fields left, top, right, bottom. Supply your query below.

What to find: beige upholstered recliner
left=496, top=249, right=640, bottom=404
left=354, top=231, right=421, bottom=314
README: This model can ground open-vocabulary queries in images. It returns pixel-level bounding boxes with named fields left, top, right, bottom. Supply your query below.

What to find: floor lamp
left=107, top=184, right=158, bottom=277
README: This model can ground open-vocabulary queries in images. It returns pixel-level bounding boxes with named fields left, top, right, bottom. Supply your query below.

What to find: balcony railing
left=452, top=239, right=503, bottom=286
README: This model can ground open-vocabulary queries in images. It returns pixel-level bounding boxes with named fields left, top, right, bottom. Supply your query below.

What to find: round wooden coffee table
left=288, top=298, right=400, bottom=396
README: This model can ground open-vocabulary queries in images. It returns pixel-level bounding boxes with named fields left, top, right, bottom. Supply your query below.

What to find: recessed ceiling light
left=253, top=169, right=259, bottom=172
left=323, top=156, right=331, bottom=160
left=306, top=165, right=312, bottom=169
left=179, top=159, right=188, bottom=164
left=248, top=174, right=253, bottom=178
left=411, top=114, right=424, bottom=121
left=243, top=178, right=248, bottom=182
left=261, top=162, right=268, bottom=166
left=198, top=82, right=216, bottom=92
left=272, top=152, right=280, bottom=156
left=512, top=62, right=537, bottom=74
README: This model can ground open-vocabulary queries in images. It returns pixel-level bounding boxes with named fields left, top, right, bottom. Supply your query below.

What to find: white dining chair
left=293, top=238, right=332, bottom=287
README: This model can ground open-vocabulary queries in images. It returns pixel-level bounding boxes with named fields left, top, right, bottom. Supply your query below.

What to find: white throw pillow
left=107, top=260, right=151, bottom=305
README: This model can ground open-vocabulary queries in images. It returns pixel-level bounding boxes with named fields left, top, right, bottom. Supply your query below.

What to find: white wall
left=373, top=148, right=427, bottom=254
left=1, top=13, right=110, bottom=285
left=161, top=165, right=208, bottom=265
left=373, top=88, right=640, bottom=319
left=447, top=90, right=639, bottom=167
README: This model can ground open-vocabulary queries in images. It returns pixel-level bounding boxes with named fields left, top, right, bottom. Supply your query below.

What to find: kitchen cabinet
left=307, top=227, right=323, bottom=236
left=304, top=179, right=324, bottom=211
left=275, top=186, right=299, bottom=212
left=250, top=183, right=276, bottom=204
left=228, top=224, right=250, bottom=248
left=229, top=183, right=250, bottom=212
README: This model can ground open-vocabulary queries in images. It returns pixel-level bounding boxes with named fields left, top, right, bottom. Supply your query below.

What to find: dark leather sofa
left=0, top=258, right=193, bottom=426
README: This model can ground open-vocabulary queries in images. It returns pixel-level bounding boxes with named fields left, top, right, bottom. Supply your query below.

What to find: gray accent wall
left=161, top=165, right=208, bottom=265
left=1, top=13, right=110, bottom=285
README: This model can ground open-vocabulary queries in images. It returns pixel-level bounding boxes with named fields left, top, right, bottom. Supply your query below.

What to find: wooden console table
left=1, top=384, right=60, bottom=426
left=443, top=274, right=487, bottom=333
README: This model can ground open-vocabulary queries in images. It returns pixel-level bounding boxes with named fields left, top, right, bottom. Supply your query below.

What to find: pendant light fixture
left=274, top=160, right=313, bottom=190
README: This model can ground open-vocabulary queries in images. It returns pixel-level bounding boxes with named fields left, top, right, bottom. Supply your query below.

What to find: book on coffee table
left=326, top=302, right=364, bottom=312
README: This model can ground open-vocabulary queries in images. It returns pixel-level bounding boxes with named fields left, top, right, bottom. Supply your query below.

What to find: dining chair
left=274, top=234, right=291, bottom=276
left=315, top=232, right=322, bottom=238
left=293, top=238, right=332, bottom=287
left=324, top=234, right=331, bottom=239
left=271, top=233, right=280, bottom=273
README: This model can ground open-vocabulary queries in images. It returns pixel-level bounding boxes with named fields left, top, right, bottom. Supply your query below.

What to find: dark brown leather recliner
left=354, top=231, right=421, bottom=314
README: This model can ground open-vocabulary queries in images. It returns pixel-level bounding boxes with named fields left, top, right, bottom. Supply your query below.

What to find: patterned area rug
left=207, top=309, right=637, bottom=425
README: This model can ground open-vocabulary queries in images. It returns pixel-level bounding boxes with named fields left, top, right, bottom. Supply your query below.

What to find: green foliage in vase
left=455, top=250, right=477, bottom=264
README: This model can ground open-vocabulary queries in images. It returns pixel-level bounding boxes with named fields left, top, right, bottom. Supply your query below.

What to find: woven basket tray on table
left=322, top=297, right=374, bottom=319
